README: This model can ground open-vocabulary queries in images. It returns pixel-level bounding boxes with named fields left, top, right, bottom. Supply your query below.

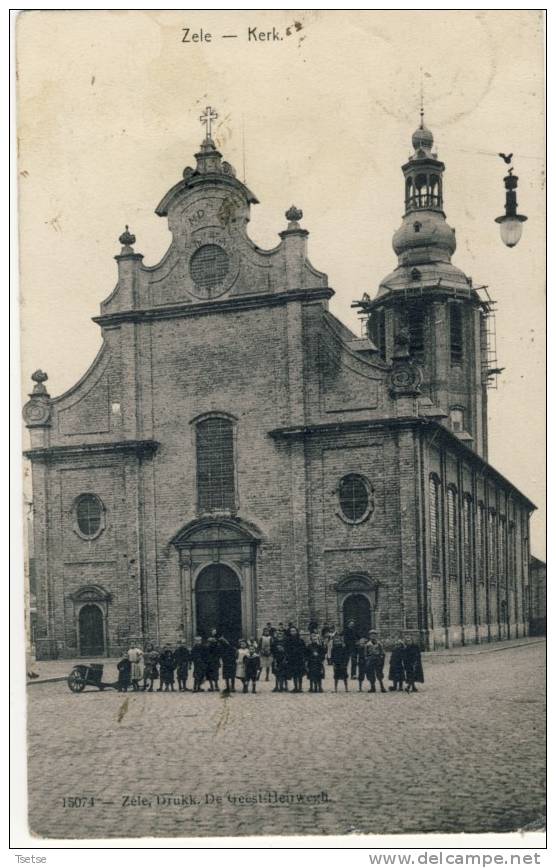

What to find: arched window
left=463, top=495, right=473, bottom=582
left=477, top=502, right=485, bottom=584
left=196, top=416, right=236, bottom=512
left=498, top=515, right=507, bottom=587
left=338, top=474, right=374, bottom=523
left=488, top=509, right=497, bottom=585
left=429, top=475, right=441, bottom=575
left=449, top=304, right=463, bottom=365
left=447, top=487, right=458, bottom=582
left=73, top=494, right=105, bottom=540
left=509, top=522, right=516, bottom=589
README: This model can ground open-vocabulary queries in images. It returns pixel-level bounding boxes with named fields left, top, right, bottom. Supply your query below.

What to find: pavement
left=26, top=639, right=545, bottom=840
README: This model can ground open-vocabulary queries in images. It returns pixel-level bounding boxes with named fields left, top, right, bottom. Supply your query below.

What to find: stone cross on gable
left=200, top=106, right=218, bottom=139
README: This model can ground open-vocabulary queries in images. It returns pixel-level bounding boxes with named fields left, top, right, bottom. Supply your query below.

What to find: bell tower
left=357, top=114, right=496, bottom=459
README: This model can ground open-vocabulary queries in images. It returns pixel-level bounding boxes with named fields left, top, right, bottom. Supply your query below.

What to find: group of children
left=116, top=622, right=424, bottom=695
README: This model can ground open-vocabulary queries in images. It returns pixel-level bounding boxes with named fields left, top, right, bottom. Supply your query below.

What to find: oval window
left=190, top=244, right=230, bottom=290
left=75, top=494, right=103, bottom=538
left=338, top=474, right=372, bottom=523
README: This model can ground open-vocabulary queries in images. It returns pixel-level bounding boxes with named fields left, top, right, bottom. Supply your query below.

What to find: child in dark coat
left=286, top=627, right=306, bottom=693
left=243, top=647, right=261, bottom=693
left=305, top=635, right=325, bottom=692
left=331, top=636, right=349, bottom=692
left=355, top=638, right=368, bottom=691
left=190, top=636, right=207, bottom=692
left=174, top=642, right=190, bottom=691
left=218, top=637, right=238, bottom=692
left=158, top=646, right=176, bottom=691
left=117, top=656, right=131, bottom=692
left=271, top=632, right=289, bottom=692
left=388, top=639, right=405, bottom=691
left=206, top=636, right=220, bottom=691
left=403, top=635, right=424, bottom=693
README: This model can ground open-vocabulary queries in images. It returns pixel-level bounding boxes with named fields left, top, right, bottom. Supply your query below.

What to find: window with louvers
left=450, top=304, right=463, bottom=365
left=196, top=417, right=235, bottom=512
left=447, top=487, right=458, bottom=582
left=429, top=476, right=441, bottom=575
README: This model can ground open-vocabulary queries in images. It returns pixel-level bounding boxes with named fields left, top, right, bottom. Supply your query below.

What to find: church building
left=23, top=109, right=535, bottom=659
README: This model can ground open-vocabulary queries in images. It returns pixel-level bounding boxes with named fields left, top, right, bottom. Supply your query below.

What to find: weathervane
left=200, top=106, right=218, bottom=139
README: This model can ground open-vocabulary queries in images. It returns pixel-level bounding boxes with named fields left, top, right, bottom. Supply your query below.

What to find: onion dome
left=412, top=122, right=434, bottom=154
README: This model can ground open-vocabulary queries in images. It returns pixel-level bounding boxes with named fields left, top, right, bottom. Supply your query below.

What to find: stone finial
left=119, top=225, right=136, bottom=249
left=23, top=370, right=51, bottom=427
left=30, top=370, right=49, bottom=396
left=183, top=166, right=194, bottom=181
left=285, top=206, right=303, bottom=227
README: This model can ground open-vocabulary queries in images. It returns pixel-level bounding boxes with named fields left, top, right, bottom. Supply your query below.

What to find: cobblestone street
left=26, top=641, right=546, bottom=840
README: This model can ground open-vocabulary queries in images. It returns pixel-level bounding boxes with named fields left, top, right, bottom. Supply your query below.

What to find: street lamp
left=495, top=168, right=527, bottom=248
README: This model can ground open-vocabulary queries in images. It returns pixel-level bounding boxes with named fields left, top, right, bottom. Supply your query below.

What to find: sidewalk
left=26, top=635, right=545, bottom=685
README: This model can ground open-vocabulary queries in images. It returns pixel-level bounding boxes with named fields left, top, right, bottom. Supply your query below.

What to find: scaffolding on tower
left=475, top=285, right=504, bottom=390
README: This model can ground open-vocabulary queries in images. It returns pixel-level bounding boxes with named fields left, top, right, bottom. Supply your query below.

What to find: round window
left=189, top=244, right=230, bottom=291
left=75, top=494, right=103, bottom=538
left=338, top=474, right=372, bottom=523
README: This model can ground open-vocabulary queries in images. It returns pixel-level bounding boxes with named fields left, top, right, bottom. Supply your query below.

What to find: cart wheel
left=68, top=668, right=86, bottom=692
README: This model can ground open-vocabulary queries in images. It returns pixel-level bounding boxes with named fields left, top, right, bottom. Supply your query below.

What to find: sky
left=16, top=9, right=545, bottom=556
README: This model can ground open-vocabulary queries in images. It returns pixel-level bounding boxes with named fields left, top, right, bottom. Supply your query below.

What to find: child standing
left=158, top=645, right=176, bottom=692
left=366, top=630, right=386, bottom=693
left=331, top=635, right=349, bottom=692
left=243, top=646, right=261, bottom=693
left=271, top=631, right=289, bottom=692
left=388, top=639, right=405, bottom=691
left=259, top=627, right=273, bottom=681
left=117, top=655, right=131, bottom=692
left=174, top=642, right=190, bottom=691
left=236, top=639, right=250, bottom=691
left=142, top=642, right=159, bottom=692
left=356, top=637, right=368, bottom=691
left=403, top=635, right=424, bottom=693
left=206, top=636, right=220, bottom=691
left=218, top=636, right=238, bottom=692
left=190, top=636, right=207, bottom=692
left=305, top=634, right=325, bottom=692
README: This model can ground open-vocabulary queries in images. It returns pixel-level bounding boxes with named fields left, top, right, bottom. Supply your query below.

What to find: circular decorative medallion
left=189, top=244, right=230, bottom=295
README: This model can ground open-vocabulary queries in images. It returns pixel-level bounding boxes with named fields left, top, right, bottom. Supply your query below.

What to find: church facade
left=23, top=112, right=535, bottom=659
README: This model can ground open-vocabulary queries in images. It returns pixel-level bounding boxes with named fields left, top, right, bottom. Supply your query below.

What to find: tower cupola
left=391, top=114, right=457, bottom=267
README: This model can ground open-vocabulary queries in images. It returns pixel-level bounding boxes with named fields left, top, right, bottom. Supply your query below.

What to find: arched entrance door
left=79, top=604, right=105, bottom=656
left=343, top=593, right=372, bottom=637
left=195, top=564, right=242, bottom=642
